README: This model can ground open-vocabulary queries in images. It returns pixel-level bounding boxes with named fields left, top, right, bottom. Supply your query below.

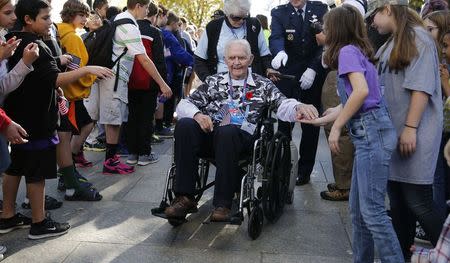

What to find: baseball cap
left=365, top=0, right=408, bottom=19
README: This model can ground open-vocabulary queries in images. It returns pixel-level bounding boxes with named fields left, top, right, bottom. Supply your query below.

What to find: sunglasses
left=229, top=14, right=249, bottom=22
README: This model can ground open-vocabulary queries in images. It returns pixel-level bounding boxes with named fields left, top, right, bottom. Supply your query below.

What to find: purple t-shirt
left=338, top=45, right=381, bottom=113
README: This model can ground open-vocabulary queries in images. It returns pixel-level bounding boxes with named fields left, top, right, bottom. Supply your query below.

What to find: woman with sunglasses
left=194, top=0, right=274, bottom=82
left=369, top=0, right=446, bottom=260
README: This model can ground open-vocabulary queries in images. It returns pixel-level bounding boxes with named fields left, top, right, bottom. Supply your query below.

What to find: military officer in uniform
left=269, top=0, right=328, bottom=185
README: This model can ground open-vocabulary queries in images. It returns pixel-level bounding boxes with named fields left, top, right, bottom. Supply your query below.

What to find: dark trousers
left=174, top=118, right=254, bottom=208
left=163, top=73, right=183, bottom=127
left=126, top=89, right=157, bottom=155
left=387, top=180, right=445, bottom=260
left=276, top=70, right=325, bottom=177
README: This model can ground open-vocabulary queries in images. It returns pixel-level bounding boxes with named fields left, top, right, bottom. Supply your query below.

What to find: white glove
left=271, top=51, right=288, bottom=70
left=299, top=68, right=316, bottom=90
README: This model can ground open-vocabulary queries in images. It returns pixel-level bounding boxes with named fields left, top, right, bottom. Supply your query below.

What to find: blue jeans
left=348, top=108, right=404, bottom=263
left=0, top=135, right=10, bottom=174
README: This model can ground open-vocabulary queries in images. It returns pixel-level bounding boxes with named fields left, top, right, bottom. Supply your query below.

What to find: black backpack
left=84, top=18, right=134, bottom=68
left=84, top=18, right=135, bottom=91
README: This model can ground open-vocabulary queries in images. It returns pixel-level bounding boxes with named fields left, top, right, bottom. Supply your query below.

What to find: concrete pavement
left=0, top=126, right=355, bottom=263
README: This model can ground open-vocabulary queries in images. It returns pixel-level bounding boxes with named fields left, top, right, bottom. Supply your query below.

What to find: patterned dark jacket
left=177, top=71, right=301, bottom=125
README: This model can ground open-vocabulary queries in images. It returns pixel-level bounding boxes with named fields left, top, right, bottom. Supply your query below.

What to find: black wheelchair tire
left=248, top=204, right=264, bottom=240
left=262, top=132, right=291, bottom=223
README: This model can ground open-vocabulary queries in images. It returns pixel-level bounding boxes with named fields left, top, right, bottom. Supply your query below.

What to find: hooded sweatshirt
left=57, top=22, right=96, bottom=101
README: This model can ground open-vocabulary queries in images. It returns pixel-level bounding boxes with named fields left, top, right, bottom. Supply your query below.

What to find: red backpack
left=128, top=35, right=154, bottom=90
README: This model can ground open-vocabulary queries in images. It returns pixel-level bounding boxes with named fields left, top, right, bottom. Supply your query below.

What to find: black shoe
left=28, top=218, right=70, bottom=240
left=415, top=223, right=430, bottom=243
left=21, top=195, right=63, bottom=211
left=0, top=213, right=32, bottom=234
left=296, top=174, right=310, bottom=186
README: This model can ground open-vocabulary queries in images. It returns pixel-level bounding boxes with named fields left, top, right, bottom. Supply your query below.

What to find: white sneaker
left=126, top=154, right=138, bottom=165
left=137, top=153, right=159, bottom=166
left=0, top=245, right=6, bottom=261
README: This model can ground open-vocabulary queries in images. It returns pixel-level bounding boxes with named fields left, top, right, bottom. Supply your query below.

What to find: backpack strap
left=112, top=18, right=135, bottom=92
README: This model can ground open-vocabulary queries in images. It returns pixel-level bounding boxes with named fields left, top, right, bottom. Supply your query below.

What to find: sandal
left=64, top=186, right=103, bottom=201
left=57, top=169, right=93, bottom=191
left=21, top=195, right=63, bottom=210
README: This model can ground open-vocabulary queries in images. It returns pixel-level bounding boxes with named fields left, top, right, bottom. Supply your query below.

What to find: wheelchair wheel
left=248, top=204, right=264, bottom=240
left=262, top=132, right=291, bottom=223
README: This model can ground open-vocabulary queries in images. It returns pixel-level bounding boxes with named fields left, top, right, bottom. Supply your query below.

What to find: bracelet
left=404, top=124, right=418, bottom=129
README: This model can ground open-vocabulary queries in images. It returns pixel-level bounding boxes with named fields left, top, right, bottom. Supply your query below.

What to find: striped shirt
left=112, top=11, right=146, bottom=103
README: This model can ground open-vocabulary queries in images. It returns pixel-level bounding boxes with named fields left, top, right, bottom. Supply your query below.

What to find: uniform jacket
left=269, top=1, right=328, bottom=74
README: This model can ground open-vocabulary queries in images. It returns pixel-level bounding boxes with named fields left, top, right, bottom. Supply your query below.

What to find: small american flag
left=58, top=96, right=69, bottom=115
left=66, top=60, right=80, bottom=71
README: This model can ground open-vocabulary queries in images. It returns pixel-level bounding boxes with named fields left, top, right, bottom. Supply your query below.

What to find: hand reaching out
left=0, top=37, right=21, bottom=61
left=59, top=54, right=73, bottom=66
left=3, top=121, right=28, bottom=144
left=84, top=66, right=114, bottom=79
left=22, top=43, right=39, bottom=67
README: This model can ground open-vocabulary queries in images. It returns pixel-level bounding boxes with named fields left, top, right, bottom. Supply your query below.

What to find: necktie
left=297, top=9, right=304, bottom=28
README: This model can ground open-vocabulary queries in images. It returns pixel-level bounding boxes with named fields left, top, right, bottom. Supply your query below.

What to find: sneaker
left=0, top=213, right=32, bottom=234
left=137, top=153, right=159, bottom=166
left=0, top=245, right=6, bottom=261
left=73, top=152, right=93, bottom=168
left=320, top=189, right=349, bottom=201
left=155, top=127, right=173, bottom=138
left=103, top=156, right=134, bottom=175
left=415, top=223, right=430, bottom=242
left=83, top=141, right=106, bottom=152
left=126, top=154, right=138, bottom=165
left=28, top=218, right=70, bottom=240
left=151, top=134, right=164, bottom=145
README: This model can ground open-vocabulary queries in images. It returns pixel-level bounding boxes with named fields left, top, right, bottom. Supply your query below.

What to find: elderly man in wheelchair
left=165, top=39, right=318, bottom=223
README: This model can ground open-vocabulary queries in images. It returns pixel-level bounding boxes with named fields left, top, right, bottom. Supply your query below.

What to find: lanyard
left=228, top=21, right=247, bottom=40
left=227, top=73, right=251, bottom=118
left=227, top=73, right=249, bottom=103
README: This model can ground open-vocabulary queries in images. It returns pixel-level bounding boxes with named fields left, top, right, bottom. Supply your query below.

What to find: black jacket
left=4, top=32, right=60, bottom=140
left=194, top=17, right=272, bottom=82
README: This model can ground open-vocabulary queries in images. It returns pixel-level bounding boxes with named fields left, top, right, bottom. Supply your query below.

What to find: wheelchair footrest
left=151, top=201, right=170, bottom=219
left=230, top=212, right=244, bottom=225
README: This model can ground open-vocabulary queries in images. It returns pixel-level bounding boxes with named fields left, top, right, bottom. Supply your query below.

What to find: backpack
left=83, top=18, right=134, bottom=68
left=128, top=35, right=155, bottom=90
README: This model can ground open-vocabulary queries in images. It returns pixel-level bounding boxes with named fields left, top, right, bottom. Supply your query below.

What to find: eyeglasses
left=229, top=14, right=248, bottom=22
left=427, top=26, right=438, bottom=32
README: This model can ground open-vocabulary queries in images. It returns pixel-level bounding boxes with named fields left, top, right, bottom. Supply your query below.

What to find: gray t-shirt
left=375, top=27, right=443, bottom=185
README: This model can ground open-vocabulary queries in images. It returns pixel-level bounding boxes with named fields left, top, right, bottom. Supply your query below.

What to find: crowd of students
left=0, top=0, right=449, bottom=262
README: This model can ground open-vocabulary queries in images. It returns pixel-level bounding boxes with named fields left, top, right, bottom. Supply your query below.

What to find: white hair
left=224, top=39, right=252, bottom=58
left=223, top=0, right=251, bottom=16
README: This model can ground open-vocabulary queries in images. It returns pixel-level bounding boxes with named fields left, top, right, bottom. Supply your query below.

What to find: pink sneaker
left=103, top=156, right=134, bottom=175
left=73, top=152, right=93, bottom=168
left=112, top=155, right=134, bottom=172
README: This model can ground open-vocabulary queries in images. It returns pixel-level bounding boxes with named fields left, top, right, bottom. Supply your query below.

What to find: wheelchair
left=151, top=107, right=298, bottom=240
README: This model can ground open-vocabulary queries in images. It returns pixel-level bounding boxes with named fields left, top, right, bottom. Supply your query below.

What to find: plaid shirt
left=412, top=214, right=450, bottom=263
